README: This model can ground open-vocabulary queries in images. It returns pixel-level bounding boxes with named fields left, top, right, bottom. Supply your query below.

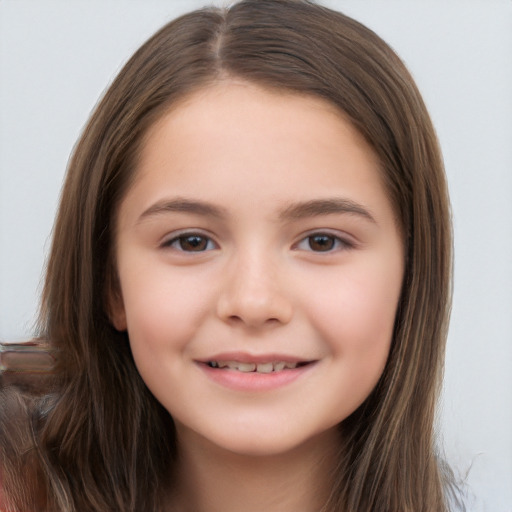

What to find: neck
left=169, top=428, right=339, bottom=512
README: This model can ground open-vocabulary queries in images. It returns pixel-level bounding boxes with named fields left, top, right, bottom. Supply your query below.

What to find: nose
left=216, top=252, right=293, bottom=328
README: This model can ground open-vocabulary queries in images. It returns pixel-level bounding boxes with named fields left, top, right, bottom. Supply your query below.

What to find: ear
left=106, top=276, right=127, bottom=331
left=109, top=290, right=127, bottom=331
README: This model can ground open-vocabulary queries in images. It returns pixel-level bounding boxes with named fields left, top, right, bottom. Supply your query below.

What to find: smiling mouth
left=205, top=361, right=312, bottom=373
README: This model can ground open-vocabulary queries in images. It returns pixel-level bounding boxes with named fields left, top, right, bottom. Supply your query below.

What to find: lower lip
left=197, top=362, right=316, bottom=392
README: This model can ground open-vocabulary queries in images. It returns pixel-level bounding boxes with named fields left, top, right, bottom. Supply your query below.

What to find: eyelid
left=158, top=228, right=356, bottom=253
left=160, top=229, right=219, bottom=251
left=292, top=230, right=356, bottom=252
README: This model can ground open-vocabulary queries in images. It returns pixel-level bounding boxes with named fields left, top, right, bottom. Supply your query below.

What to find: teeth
left=237, top=362, right=256, bottom=372
left=207, top=360, right=300, bottom=372
left=256, top=362, right=273, bottom=373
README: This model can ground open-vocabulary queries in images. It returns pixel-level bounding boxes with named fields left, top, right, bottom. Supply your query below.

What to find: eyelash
left=161, top=232, right=217, bottom=252
left=294, top=232, right=353, bottom=253
left=161, top=231, right=353, bottom=253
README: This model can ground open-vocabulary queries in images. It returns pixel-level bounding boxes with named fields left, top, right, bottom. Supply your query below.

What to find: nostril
left=216, top=275, right=294, bottom=327
left=225, top=314, right=287, bottom=329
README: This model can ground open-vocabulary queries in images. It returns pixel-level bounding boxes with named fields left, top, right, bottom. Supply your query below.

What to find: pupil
left=309, top=235, right=334, bottom=251
left=181, top=235, right=207, bottom=251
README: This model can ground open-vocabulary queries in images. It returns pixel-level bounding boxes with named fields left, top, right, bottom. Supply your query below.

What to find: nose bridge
left=217, top=244, right=293, bottom=327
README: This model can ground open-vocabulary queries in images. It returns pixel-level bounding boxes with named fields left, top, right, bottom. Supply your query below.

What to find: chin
left=222, top=437, right=301, bottom=458
left=191, top=421, right=337, bottom=460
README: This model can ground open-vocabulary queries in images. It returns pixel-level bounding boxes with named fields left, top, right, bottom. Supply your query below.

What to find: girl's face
left=112, top=82, right=404, bottom=457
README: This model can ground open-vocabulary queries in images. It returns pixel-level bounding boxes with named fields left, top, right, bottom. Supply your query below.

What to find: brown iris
left=177, top=235, right=209, bottom=251
left=308, top=234, right=335, bottom=252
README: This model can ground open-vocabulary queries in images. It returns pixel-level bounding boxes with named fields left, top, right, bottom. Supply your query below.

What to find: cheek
left=120, top=282, right=201, bottom=404
left=300, top=264, right=401, bottom=419
left=305, top=256, right=402, bottom=365
left=118, top=265, right=210, bottom=364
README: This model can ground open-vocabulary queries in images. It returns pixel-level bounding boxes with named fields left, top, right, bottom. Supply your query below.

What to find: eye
left=295, top=232, right=351, bottom=252
left=163, top=233, right=217, bottom=252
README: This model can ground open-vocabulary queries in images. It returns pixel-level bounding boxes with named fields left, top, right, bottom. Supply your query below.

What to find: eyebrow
left=137, top=197, right=376, bottom=224
left=279, top=198, right=376, bottom=223
left=138, top=198, right=228, bottom=222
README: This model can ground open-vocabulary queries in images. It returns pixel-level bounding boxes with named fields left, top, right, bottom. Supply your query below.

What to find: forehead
left=139, top=81, right=380, bottom=180
left=118, top=80, right=394, bottom=228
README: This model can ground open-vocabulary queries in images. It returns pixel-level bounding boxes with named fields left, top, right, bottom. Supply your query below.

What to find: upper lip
left=197, top=352, right=314, bottom=364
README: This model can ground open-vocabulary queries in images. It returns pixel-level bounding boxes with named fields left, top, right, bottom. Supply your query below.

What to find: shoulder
left=1, top=459, right=17, bottom=512
left=1, top=385, right=52, bottom=512
left=0, top=462, right=49, bottom=512
left=0, top=387, right=27, bottom=512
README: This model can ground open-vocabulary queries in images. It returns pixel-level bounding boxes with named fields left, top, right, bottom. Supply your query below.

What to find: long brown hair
left=1, top=1, right=453, bottom=510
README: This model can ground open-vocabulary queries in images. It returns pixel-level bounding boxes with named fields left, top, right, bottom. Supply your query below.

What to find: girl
left=0, top=0, right=457, bottom=510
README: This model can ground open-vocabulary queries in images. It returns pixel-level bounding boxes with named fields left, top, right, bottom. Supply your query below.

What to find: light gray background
left=1, top=1, right=511, bottom=510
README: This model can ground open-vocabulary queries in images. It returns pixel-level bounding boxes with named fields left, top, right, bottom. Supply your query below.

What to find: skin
left=111, top=81, right=404, bottom=511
